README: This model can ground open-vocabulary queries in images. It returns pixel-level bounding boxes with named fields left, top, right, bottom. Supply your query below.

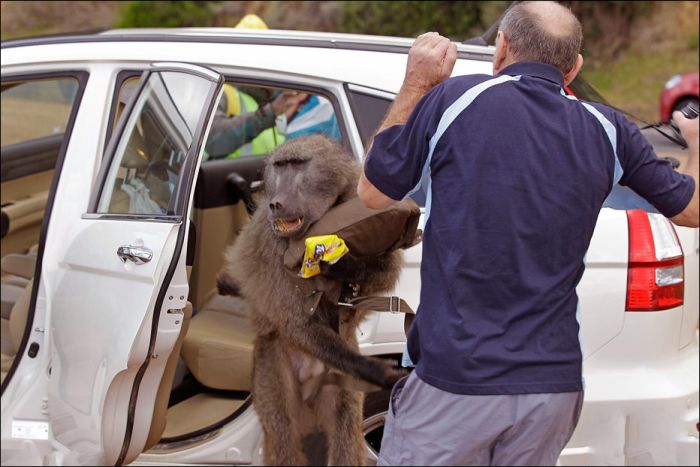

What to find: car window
left=345, top=87, right=392, bottom=150
left=566, top=75, right=609, bottom=105
left=1, top=74, right=85, bottom=256
left=203, top=82, right=344, bottom=161
left=95, top=71, right=217, bottom=216
left=1, top=78, right=79, bottom=148
left=110, top=77, right=346, bottom=163
left=114, top=76, right=141, bottom=130
left=1, top=77, right=80, bottom=184
left=345, top=85, right=427, bottom=207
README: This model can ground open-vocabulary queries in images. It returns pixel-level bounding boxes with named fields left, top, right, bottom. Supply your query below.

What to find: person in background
left=281, top=92, right=342, bottom=142
left=204, top=86, right=304, bottom=159
left=204, top=13, right=305, bottom=159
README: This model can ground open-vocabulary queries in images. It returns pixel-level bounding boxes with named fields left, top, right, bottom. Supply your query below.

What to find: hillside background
left=1, top=0, right=698, bottom=122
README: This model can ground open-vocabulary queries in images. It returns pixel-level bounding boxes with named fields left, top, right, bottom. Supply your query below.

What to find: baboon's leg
left=319, top=386, right=366, bottom=466
left=253, top=335, right=305, bottom=465
left=301, top=431, right=328, bottom=466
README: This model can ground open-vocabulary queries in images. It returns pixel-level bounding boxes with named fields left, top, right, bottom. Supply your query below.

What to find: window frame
left=86, top=66, right=222, bottom=222
left=104, top=69, right=143, bottom=151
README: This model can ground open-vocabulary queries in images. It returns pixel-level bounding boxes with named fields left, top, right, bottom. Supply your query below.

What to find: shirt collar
left=497, top=61, right=565, bottom=86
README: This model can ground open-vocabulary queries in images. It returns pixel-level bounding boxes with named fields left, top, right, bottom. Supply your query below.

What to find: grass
left=583, top=48, right=699, bottom=124
left=0, top=98, right=72, bottom=146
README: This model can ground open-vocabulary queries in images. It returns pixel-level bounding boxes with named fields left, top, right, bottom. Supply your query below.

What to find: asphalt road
left=640, top=124, right=692, bottom=168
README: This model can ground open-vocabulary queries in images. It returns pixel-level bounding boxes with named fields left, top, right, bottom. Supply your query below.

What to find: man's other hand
left=670, top=110, right=699, bottom=228
left=674, top=110, right=699, bottom=155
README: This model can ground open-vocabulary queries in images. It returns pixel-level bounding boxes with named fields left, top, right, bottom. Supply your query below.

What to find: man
left=204, top=86, right=304, bottom=159
left=357, top=2, right=699, bottom=466
left=281, top=92, right=342, bottom=142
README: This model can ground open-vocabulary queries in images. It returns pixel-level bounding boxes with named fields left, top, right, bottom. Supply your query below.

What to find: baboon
left=218, top=135, right=406, bottom=466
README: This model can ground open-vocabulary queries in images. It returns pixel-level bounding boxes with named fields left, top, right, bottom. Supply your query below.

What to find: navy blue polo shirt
left=364, top=61, right=695, bottom=395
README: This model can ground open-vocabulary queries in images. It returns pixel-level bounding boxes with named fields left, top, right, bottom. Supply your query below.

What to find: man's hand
left=371, top=33, right=457, bottom=137
left=675, top=110, right=699, bottom=155
left=403, top=32, right=458, bottom=94
left=670, top=110, right=699, bottom=228
left=270, top=91, right=308, bottom=118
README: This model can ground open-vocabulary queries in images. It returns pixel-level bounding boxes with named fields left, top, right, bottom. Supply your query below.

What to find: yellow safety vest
left=222, top=84, right=284, bottom=158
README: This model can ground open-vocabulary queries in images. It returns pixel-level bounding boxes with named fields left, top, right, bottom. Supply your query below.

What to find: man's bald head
left=499, top=1, right=583, bottom=75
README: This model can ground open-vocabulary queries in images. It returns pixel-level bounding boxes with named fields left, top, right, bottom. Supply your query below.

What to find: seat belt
left=340, top=295, right=415, bottom=336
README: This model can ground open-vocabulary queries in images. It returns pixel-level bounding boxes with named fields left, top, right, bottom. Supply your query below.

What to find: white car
left=0, top=28, right=697, bottom=466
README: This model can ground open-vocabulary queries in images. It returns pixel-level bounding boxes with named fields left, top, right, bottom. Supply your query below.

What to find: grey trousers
left=377, top=372, right=583, bottom=466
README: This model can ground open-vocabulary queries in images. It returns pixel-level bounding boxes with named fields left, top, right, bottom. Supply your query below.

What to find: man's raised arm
left=357, top=32, right=457, bottom=209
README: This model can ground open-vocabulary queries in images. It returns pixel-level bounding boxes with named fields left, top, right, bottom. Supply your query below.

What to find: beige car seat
left=180, top=292, right=255, bottom=391
left=0, top=280, right=32, bottom=383
left=1, top=250, right=37, bottom=320
left=1, top=246, right=37, bottom=358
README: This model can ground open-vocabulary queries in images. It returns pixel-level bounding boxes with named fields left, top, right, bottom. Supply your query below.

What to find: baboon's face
left=264, top=153, right=342, bottom=239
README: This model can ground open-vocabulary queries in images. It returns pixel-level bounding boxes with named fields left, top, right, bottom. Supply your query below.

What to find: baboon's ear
left=217, top=272, right=241, bottom=296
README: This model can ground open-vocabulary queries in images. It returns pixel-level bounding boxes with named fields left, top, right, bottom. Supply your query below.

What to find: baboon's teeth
left=274, top=217, right=303, bottom=232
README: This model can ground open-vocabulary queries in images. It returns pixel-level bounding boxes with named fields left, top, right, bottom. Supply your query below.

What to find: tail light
left=626, top=210, right=684, bottom=311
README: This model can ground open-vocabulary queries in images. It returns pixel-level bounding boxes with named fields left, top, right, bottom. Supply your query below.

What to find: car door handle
left=117, top=245, right=153, bottom=265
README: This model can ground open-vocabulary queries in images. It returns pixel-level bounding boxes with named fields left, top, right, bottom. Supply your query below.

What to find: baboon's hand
left=318, top=256, right=363, bottom=281
left=364, top=357, right=409, bottom=389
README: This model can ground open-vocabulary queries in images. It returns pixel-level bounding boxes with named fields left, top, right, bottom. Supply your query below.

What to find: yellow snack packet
left=300, top=234, right=349, bottom=278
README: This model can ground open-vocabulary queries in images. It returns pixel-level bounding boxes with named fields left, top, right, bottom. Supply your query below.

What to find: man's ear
left=492, top=31, right=509, bottom=75
left=563, top=54, right=584, bottom=86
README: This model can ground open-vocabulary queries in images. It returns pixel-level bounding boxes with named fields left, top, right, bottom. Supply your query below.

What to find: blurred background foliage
left=1, top=0, right=698, bottom=121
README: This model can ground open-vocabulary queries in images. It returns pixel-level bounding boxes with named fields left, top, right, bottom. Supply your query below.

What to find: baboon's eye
left=272, top=157, right=310, bottom=167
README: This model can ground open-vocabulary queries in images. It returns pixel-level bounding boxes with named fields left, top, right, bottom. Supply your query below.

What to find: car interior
left=0, top=74, right=364, bottom=450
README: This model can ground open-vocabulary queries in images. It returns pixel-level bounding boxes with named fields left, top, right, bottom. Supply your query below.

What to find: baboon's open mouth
left=274, top=217, right=303, bottom=233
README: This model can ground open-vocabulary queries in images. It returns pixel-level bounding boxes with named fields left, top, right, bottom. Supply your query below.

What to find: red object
left=625, top=210, right=684, bottom=311
left=659, top=71, right=699, bottom=122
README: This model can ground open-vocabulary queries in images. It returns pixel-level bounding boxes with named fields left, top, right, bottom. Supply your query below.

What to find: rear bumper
left=559, top=341, right=699, bottom=466
left=559, top=392, right=699, bottom=465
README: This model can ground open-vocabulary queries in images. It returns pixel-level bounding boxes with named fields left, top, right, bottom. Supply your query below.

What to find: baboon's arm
left=216, top=271, right=241, bottom=296
left=288, top=319, right=404, bottom=389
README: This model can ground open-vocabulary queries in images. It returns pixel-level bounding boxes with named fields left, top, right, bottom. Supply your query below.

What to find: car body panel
left=0, top=37, right=493, bottom=96
left=48, top=220, right=181, bottom=465
left=1, top=62, right=224, bottom=464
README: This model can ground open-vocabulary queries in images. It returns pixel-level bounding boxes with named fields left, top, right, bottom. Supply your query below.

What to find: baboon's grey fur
left=218, top=135, right=405, bottom=465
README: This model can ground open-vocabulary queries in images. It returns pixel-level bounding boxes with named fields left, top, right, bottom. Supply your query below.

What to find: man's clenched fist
left=403, top=32, right=458, bottom=94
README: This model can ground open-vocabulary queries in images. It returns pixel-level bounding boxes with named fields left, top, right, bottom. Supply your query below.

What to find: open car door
left=47, top=63, right=222, bottom=465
